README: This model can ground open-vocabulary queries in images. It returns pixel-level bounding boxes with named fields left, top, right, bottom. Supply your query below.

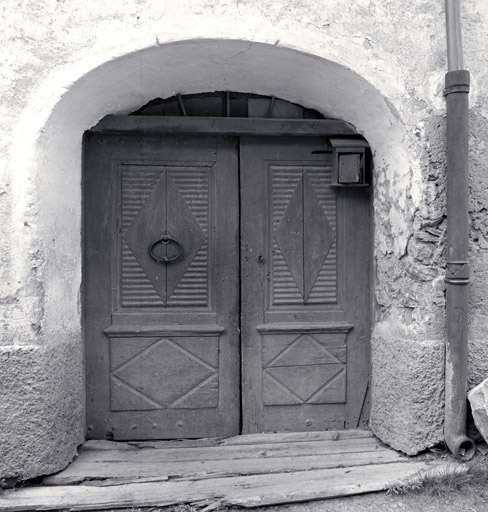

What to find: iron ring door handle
left=149, top=235, right=183, bottom=263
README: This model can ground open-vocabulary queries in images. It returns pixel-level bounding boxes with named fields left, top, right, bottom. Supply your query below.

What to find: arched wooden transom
left=130, top=92, right=325, bottom=119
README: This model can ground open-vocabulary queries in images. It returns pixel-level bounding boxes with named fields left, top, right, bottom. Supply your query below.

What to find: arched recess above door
left=92, top=92, right=370, bottom=187
left=130, top=92, right=325, bottom=119
left=93, top=91, right=364, bottom=143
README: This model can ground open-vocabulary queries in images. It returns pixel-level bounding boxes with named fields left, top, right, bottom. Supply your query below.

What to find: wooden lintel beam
left=90, top=116, right=359, bottom=137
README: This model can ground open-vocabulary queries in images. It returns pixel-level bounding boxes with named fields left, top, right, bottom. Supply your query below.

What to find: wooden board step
left=83, top=437, right=223, bottom=451
left=0, top=461, right=434, bottom=511
left=76, top=436, right=387, bottom=464
left=221, top=429, right=374, bottom=445
left=43, top=449, right=406, bottom=486
left=80, top=430, right=374, bottom=451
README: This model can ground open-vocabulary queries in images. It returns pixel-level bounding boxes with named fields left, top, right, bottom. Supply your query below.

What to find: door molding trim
left=90, top=116, right=360, bottom=137
left=104, top=324, right=226, bottom=337
left=256, top=322, right=353, bottom=334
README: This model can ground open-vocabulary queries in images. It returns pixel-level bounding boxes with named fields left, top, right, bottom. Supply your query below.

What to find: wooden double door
left=84, top=132, right=371, bottom=440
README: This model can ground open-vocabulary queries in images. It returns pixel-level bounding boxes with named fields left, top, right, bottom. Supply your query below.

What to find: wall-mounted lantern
left=329, top=138, right=370, bottom=187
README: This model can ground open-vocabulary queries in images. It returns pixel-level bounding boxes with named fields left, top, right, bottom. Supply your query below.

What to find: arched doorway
left=5, top=36, right=426, bottom=478
left=84, top=93, right=372, bottom=440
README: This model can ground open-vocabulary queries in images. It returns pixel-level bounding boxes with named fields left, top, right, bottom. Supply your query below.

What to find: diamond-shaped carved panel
left=268, top=334, right=342, bottom=367
left=274, top=179, right=304, bottom=296
left=265, top=364, right=344, bottom=403
left=262, top=333, right=347, bottom=405
left=123, top=171, right=207, bottom=303
left=303, top=174, right=334, bottom=299
left=274, top=173, right=335, bottom=302
left=263, top=367, right=346, bottom=405
left=113, top=338, right=216, bottom=407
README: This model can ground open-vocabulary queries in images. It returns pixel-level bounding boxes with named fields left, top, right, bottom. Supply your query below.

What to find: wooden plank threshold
left=0, top=431, right=440, bottom=511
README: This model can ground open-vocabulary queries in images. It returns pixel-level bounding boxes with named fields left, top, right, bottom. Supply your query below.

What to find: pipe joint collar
left=445, top=261, right=470, bottom=285
left=444, top=69, right=470, bottom=96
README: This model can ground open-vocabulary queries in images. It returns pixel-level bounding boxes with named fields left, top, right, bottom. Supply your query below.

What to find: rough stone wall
left=1, top=0, right=488, bottom=478
left=0, top=342, right=83, bottom=480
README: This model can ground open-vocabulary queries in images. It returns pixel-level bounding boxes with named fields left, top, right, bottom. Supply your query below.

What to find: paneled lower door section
left=84, top=133, right=370, bottom=440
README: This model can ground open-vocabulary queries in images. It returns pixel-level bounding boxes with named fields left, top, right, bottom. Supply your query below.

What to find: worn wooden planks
left=1, top=462, right=432, bottom=511
left=0, top=431, right=441, bottom=511
left=82, top=429, right=373, bottom=451
left=84, top=437, right=222, bottom=450
left=43, top=431, right=392, bottom=486
left=221, top=428, right=373, bottom=445
left=73, top=437, right=389, bottom=464
left=43, top=450, right=405, bottom=485
left=91, top=116, right=358, bottom=136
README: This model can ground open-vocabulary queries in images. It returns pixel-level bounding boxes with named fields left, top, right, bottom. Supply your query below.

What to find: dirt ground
left=96, top=488, right=488, bottom=512
left=249, top=488, right=488, bottom=512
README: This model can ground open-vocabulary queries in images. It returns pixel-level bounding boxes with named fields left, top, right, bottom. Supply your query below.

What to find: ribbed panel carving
left=121, top=240, right=163, bottom=307
left=270, top=164, right=337, bottom=306
left=168, top=170, right=209, bottom=236
left=271, top=169, right=302, bottom=305
left=306, top=166, right=337, bottom=303
left=119, top=166, right=209, bottom=308
left=121, top=167, right=164, bottom=307
left=167, top=170, right=209, bottom=306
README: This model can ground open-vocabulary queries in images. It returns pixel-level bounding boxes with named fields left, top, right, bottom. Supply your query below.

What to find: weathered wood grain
left=126, top=437, right=223, bottom=449
left=82, top=430, right=373, bottom=451
left=0, top=462, right=433, bottom=511
left=221, top=428, right=373, bottom=445
left=82, top=440, right=140, bottom=451
left=91, top=116, right=358, bottom=136
left=43, top=449, right=406, bottom=485
left=84, top=134, right=241, bottom=440
left=239, top=137, right=371, bottom=433
left=73, top=437, right=389, bottom=465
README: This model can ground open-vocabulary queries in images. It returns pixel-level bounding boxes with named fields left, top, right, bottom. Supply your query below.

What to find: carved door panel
left=240, top=137, right=371, bottom=433
left=85, top=133, right=370, bottom=440
left=85, top=134, right=240, bottom=440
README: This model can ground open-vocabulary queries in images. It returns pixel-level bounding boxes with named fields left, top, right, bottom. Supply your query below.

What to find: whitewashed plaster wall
left=1, top=0, right=488, bottom=479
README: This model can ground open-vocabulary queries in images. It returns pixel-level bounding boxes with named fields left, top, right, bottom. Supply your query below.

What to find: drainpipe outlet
left=445, top=433, right=476, bottom=462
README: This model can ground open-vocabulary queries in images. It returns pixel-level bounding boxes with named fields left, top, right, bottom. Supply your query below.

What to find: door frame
left=84, top=115, right=373, bottom=437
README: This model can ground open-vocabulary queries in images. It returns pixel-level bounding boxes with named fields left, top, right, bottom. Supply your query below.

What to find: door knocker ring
left=149, top=235, right=183, bottom=263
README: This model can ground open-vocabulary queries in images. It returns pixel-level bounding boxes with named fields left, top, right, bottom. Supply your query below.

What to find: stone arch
left=8, top=39, right=416, bottom=477
left=33, top=39, right=412, bottom=344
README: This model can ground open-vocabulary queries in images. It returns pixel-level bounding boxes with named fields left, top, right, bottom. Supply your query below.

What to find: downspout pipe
left=444, top=0, right=475, bottom=461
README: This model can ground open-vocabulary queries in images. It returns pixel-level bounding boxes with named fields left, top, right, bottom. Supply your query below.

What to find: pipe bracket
left=445, top=261, right=470, bottom=285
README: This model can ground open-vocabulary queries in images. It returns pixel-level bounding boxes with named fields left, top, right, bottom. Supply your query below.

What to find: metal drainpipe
left=444, top=0, right=475, bottom=461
